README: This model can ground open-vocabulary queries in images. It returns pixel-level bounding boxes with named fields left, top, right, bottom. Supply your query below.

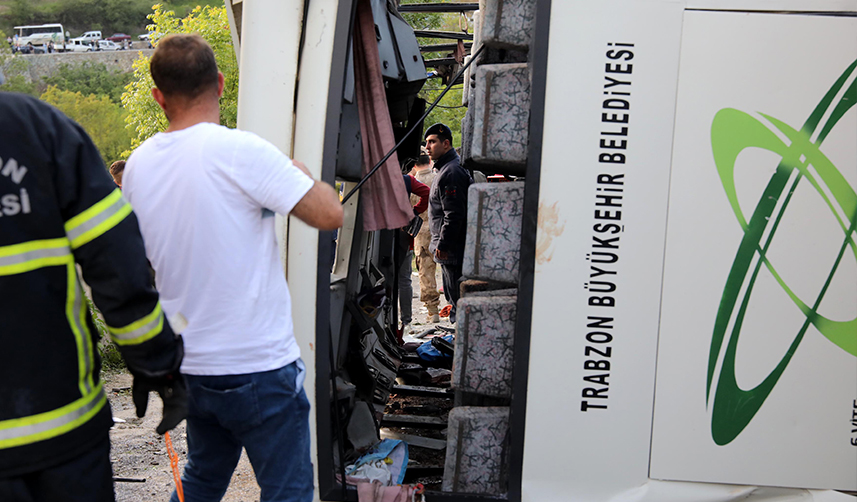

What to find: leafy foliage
left=42, top=62, right=132, bottom=103
left=85, top=296, right=126, bottom=372
left=41, top=85, right=132, bottom=164
left=0, top=0, right=223, bottom=38
left=4, top=0, right=35, bottom=29
left=420, top=86, right=465, bottom=148
left=121, top=4, right=238, bottom=157
left=399, top=0, right=444, bottom=32
left=399, top=1, right=473, bottom=148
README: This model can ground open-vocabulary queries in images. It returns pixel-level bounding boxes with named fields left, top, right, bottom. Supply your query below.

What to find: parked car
left=96, top=40, right=119, bottom=51
left=67, top=38, right=93, bottom=53
left=78, top=30, right=101, bottom=43
left=106, top=33, right=130, bottom=43
left=137, top=33, right=154, bottom=49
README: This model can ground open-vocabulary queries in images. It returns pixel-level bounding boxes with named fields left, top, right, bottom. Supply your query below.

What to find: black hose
left=341, top=44, right=484, bottom=204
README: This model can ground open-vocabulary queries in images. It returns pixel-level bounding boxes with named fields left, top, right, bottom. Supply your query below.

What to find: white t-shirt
left=124, top=122, right=314, bottom=375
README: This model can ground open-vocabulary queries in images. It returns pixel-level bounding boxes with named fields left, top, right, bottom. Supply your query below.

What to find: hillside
left=0, top=0, right=222, bottom=39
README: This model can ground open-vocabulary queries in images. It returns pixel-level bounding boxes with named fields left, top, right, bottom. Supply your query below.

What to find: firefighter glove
left=132, top=371, right=188, bottom=435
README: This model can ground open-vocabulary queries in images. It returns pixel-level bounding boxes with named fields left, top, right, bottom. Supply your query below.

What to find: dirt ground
left=106, top=372, right=261, bottom=502
left=106, top=266, right=448, bottom=501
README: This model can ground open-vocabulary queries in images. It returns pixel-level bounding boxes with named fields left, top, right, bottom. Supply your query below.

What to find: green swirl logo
left=707, top=59, right=857, bottom=446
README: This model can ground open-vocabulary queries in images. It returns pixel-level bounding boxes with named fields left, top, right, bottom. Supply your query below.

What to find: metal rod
left=398, top=3, right=479, bottom=13
left=341, top=44, right=484, bottom=204
left=413, top=30, right=474, bottom=40
left=420, top=42, right=472, bottom=53
left=424, top=57, right=458, bottom=68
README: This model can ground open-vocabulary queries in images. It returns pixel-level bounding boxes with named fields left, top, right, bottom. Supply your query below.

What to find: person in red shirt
left=398, top=173, right=429, bottom=336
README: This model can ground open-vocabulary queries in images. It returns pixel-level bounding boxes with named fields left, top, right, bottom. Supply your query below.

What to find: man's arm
left=289, top=160, right=344, bottom=230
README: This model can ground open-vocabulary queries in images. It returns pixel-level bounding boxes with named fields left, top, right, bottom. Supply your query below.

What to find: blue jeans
left=170, top=360, right=313, bottom=502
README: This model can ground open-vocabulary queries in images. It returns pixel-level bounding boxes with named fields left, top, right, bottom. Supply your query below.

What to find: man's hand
left=132, top=372, right=188, bottom=435
left=435, top=249, right=448, bottom=261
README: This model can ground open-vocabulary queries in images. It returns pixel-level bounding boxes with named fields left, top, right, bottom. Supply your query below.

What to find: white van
left=67, top=38, right=94, bottom=53
left=78, top=31, right=102, bottom=43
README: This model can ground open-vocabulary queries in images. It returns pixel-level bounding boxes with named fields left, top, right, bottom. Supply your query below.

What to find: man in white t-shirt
left=124, top=34, right=343, bottom=502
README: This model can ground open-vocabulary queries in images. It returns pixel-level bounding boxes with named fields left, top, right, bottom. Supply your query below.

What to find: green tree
left=121, top=4, right=238, bottom=157
left=420, top=86, right=465, bottom=149
left=41, top=85, right=132, bottom=165
left=6, top=0, right=36, bottom=27
left=397, top=0, right=471, bottom=146
left=42, top=62, right=132, bottom=103
left=399, top=0, right=443, bottom=32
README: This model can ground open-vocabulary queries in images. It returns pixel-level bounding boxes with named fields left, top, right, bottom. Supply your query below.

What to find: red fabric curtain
left=353, top=0, right=413, bottom=231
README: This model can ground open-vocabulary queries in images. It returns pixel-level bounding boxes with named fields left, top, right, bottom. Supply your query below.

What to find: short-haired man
left=109, top=160, right=124, bottom=187
left=124, top=34, right=343, bottom=502
left=409, top=154, right=440, bottom=323
left=425, top=123, right=472, bottom=324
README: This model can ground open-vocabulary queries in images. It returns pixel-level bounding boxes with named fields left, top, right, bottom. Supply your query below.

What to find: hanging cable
left=341, top=44, right=484, bottom=204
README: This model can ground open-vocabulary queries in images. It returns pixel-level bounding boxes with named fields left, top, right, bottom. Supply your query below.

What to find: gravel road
left=106, top=372, right=260, bottom=502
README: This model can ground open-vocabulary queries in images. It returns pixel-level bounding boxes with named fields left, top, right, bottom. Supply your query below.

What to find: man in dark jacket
left=425, top=123, right=472, bottom=324
left=0, top=89, right=186, bottom=502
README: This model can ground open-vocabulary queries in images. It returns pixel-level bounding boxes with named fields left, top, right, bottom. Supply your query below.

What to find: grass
left=85, top=296, right=127, bottom=373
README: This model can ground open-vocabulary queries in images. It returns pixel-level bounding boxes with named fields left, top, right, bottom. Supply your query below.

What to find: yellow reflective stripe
left=64, top=189, right=133, bottom=249
left=72, top=264, right=96, bottom=393
left=0, top=387, right=106, bottom=449
left=108, top=303, right=164, bottom=346
left=77, top=286, right=96, bottom=394
left=65, top=264, right=92, bottom=396
left=0, top=238, right=73, bottom=276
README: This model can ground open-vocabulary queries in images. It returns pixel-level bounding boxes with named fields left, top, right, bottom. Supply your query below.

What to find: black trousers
left=0, top=435, right=114, bottom=502
left=441, top=261, right=463, bottom=323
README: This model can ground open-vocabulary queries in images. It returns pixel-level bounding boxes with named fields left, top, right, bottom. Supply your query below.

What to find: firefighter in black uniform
left=0, top=85, right=187, bottom=501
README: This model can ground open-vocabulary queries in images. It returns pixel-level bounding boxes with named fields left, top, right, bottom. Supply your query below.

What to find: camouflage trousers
left=414, top=234, right=440, bottom=315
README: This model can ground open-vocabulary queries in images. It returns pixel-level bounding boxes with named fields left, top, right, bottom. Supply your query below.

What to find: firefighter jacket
left=0, top=92, right=182, bottom=476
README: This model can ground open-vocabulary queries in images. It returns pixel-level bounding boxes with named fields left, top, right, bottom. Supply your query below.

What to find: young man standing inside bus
left=124, top=34, right=343, bottom=502
left=425, top=123, right=472, bottom=324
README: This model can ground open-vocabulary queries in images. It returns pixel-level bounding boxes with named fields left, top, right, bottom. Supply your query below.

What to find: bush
left=41, top=85, right=132, bottom=165
left=42, top=62, right=132, bottom=104
left=98, top=338, right=126, bottom=373
left=86, top=296, right=126, bottom=372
